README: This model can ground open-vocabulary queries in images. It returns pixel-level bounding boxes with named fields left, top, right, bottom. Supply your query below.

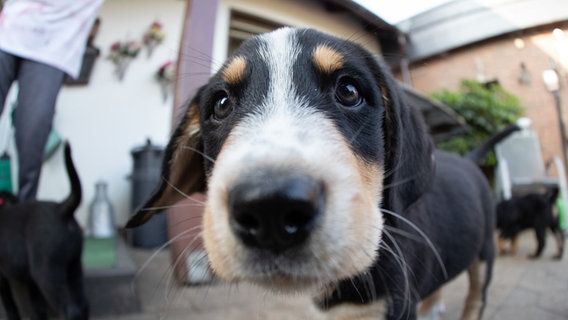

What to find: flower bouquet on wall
left=108, top=40, right=140, bottom=81
left=156, top=60, right=176, bottom=102
left=143, top=21, right=166, bottom=58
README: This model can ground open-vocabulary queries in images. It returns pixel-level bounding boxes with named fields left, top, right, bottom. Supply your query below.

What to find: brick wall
left=401, top=24, right=568, bottom=171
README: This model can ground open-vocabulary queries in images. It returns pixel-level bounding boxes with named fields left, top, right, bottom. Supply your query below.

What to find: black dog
left=126, top=28, right=516, bottom=319
left=497, top=187, right=564, bottom=259
left=0, top=143, right=87, bottom=319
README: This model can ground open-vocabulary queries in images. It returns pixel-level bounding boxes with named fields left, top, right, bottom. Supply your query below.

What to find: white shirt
left=0, top=0, right=104, bottom=78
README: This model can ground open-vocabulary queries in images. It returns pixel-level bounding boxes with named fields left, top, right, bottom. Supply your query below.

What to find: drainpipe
left=398, top=32, right=413, bottom=86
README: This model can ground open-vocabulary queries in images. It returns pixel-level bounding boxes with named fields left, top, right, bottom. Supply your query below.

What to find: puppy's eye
left=335, top=79, right=362, bottom=107
left=213, top=93, right=232, bottom=120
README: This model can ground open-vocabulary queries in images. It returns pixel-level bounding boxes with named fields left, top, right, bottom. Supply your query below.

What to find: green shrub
left=431, top=80, right=525, bottom=165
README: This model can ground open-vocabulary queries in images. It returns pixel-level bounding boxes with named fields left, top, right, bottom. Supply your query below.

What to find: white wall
left=35, top=0, right=186, bottom=227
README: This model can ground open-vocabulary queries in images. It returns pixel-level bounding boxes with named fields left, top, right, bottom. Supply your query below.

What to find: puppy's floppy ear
left=379, top=70, right=435, bottom=212
left=125, top=89, right=206, bottom=228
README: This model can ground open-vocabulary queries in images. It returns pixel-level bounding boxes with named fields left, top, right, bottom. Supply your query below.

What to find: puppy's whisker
left=360, top=270, right=377, bottom=303
left=381, top=160, right=428, bottom=190
left=137, top=201, right=205, bottom=213
left=347, top=276, right=365, bottom=304
left=186, top=55, right=215, bottom=65
left=170, top=216, right=204, bottom=229
left=163, top=229, right=207, bottom=305
left=381, top=208, right=448, bottom=279
left=382, top=174, right=419, bottom=190
left=165, top=242, right=193, bottom=300
left=171, top=227, right=204, bottom=245
left=181, top=46, right=222, bottom=65
left=386, top=231, right=420, bottom=317
left=384, top=225, right=424, bottom=243
left=175, top=71, right=215, bottom=80
left=179, top=53, right=215, bottom=67
left=184, top=253, right=212, bottom=292
left=133, top=226, right=201, bottom=285
left=161, top=178, right=192, bottom=200
left=381, top=140, right=425, bottom=182
left=181, top=145, right=216, bottom=164
left=380, top=230, right=411, bottom=314
left=346, top=115, right=374, bottom=147
left=131, top=244, right=184, bottom=315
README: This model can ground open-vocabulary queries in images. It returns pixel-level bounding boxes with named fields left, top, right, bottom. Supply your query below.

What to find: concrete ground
left=94, top=232, right=568, bottom=320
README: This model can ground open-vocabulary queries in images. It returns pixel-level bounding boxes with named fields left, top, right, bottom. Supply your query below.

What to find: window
left=228, top=11, right=283, bottom=55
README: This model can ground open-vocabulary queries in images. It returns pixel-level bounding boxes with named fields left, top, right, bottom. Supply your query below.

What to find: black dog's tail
left=58, top=143, right=82, bottom=220
left=465, top=124, right=522, bottom=164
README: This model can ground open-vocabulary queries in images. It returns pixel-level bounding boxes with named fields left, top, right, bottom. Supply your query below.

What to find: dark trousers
left=0, top=49, right=65, bottom=200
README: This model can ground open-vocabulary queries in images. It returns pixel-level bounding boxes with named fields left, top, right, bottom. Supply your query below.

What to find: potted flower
left=143, top=20, right=166, bottom=58
left=156, top=60, right=175, bottom=102
left=108, top=40, right=140, bottom=80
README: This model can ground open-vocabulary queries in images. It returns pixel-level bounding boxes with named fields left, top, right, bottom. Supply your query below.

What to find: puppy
left=497, top=187, right=564, bottom=259
left=126, top=28, right=499, bottom=319
left=0, top=143, right=88, bottom=319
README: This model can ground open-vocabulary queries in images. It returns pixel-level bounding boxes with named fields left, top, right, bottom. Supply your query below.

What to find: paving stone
left=93, top=232, right=568, bottom=319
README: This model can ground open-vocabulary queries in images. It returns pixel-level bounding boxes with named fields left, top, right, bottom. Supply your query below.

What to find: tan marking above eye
left=312, top=45, right=345, bottom=74
left=222, top=56, right=247, bottom=85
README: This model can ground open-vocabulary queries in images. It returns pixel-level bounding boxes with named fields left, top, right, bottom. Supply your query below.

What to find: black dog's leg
left=36, top=279, right=82, bottom=320
left=0, top=276, right=21, bottom=320
left=31, top=265, right=82, bottom=320
left=530, top=226, right=547, bottom=258
left=550, top=222, right=565, bottom=260
left=67, top=257, right=89, bottom=319
left=27, top=282, right=49, bottom=320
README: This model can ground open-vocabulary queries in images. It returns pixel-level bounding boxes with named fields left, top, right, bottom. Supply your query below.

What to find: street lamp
left=542, top=69, right=568, bottom=172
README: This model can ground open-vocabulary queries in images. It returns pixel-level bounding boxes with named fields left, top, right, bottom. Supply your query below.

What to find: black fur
left=497, top=187, right=565, bottom=259
left=125, top=28, right=517, bottom=319
left=0, top=143, right=87, bottom=320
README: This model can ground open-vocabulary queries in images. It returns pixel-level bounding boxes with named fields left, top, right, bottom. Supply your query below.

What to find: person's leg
left=14, top=59, right=65, bottom=200
left=0, top=49, right=19, bottom=115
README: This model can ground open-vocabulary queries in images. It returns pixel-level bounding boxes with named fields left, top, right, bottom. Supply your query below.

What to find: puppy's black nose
left=229, top=175, right=324, bottom=253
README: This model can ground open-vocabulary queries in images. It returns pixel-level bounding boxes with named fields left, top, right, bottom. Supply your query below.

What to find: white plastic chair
left=494, top=124, right=568, bottom=212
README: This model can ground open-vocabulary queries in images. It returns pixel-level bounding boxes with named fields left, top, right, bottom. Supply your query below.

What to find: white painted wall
left=28, top=0, right=185, bottom=227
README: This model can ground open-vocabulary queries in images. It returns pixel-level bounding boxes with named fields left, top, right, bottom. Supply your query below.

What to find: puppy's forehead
left=220, top=28, right=350, bottom=86
left=256, top=28, right=348, bottom=74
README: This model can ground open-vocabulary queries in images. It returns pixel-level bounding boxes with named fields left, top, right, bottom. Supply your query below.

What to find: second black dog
left=496, top=186, right=564, bottom=259
left=0, top=143, right=87, bottom=319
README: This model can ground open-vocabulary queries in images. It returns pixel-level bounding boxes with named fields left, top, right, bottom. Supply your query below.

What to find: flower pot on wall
left=108, top=40, right=140, bottom=81
left=156, top=60, right=175, bottom=102
left=143, top=20, right=165, bottom=58
left=114, top=56, right=132, bottom=81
